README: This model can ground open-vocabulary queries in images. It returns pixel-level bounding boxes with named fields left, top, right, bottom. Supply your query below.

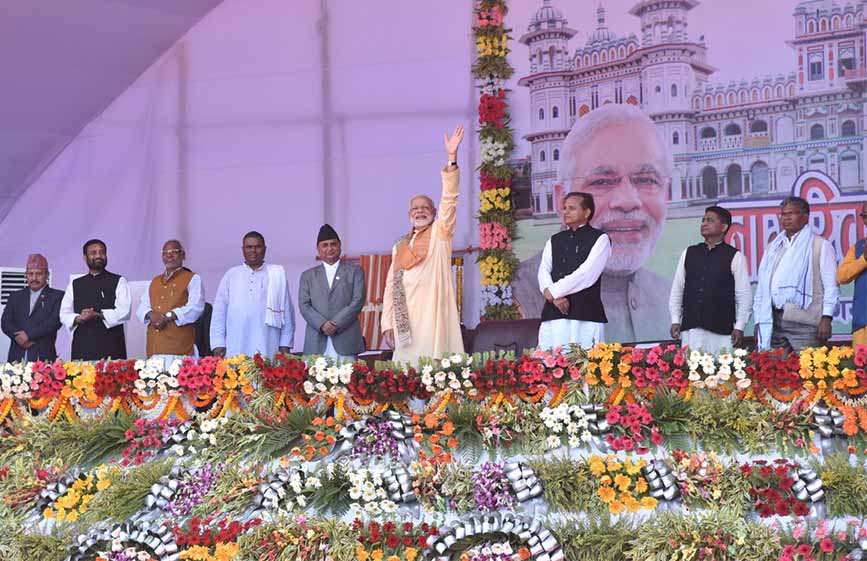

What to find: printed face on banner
left=508, top=0, right=867, bottom=341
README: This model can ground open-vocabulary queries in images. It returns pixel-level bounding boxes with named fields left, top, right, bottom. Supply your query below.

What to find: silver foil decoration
left=381, top=463, right=417, bottom=504
left=65, top=519, right=178, bottom=561
left=581, top=404, right=611, bottom=437
left=504, top=460, right=543, bottom=502
left=424, top=512, right=562, bottom=561
left=642, top=459, right=680, bottom=502
left=792, top=466, right=825, bottom=503
left=812, top=402, right=848, bottom=439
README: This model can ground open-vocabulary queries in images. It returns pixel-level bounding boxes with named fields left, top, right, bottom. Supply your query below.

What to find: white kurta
left=210, top=263, right=295, bottom=357
left=322, top=261, right=356, bottom=363
left=537, top=230, right=611, bottom=350
left=669, top=245, right=753, bottom=355
left=59, top=276, right=132, bottom=333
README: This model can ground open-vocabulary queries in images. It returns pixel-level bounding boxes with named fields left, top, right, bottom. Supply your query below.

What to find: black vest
left=71, top=271, right=127, bottom=360
left=680, top=242, right=738, bottom=335
left=541, top=225, right=608, bottom=323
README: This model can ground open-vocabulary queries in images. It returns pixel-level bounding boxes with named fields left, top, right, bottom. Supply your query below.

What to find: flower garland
left=474, top=0, right=518, bottom=321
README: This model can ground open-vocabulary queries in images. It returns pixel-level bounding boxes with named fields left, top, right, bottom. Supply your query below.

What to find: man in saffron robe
left=381, top=125, right=465, bottom=364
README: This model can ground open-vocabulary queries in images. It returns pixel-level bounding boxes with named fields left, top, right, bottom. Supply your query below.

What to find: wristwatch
left=165, top=311, right=176, bottom=322
left=447, top=159, right=458, bottom=167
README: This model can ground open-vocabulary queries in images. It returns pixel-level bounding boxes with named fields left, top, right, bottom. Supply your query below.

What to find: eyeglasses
left=162, top=249, right=183, bottom=256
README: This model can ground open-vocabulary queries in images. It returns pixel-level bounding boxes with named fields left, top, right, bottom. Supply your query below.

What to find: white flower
left=349, top=487, right=363, bottom=500
left=735, top=378, right=751, bottom=389
left=546, top=435, right=561, bottom=449
left=380, top=500, right=397, bottom=513
left=172, top=444, right=185, bottom=456
left=440, top=359, right=451, bottom=369
left=448, top=379, right=461, bottom=390
left=450, top=354, right=463, bottom=363
left=422, top=364, right=433, bottom=375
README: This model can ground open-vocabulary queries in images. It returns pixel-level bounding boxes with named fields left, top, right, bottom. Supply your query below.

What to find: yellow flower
left=634, top=477, right=648, bottom=494
left=597, top=486, right=615, bottom=504
left=614, top=474, right=631, bottom=492
left=640, top=496, right=658, bottom=510
left=371, top=550, right=384, bottom=561
left=405, top=548, right=418, bottom=561
left=356, top=547, right=370, bottom=561
left=606, top=457, right=622, bottom=473
left=96, top=478, right=112, bottom=492
left=65, top=510, right=79, bottom=523
left=588, top=456, right=606, bottom=477
left=624, top=496, right=641, bottom=513
left=388, top=556, right=400, bottom=561
left=42, top=507, right=55, bottom=519
left=608, top=499, right=624, bottom=515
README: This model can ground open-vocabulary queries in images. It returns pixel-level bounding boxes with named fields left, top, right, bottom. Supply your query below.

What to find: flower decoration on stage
left=348, top=466, right=398, bottom=517
left=93, top=359, right=138, bottom=398
left=480, top=170, right=510, bottom=191
left=472, top=461, right=515, bottom=511
left=353, top=519, right=437, bottom=561
left=478, top=90, right=508, bottom=128
left=474, top=0, right=517, bottom=321
left=350, top=362, right=429, bottom=403
left=43, top=464, right=120, bottom=522
left=588, top=454, right=656, bottom=514
left=479, top=138, right=508, bottom=167
left=540, top=402, right=593, bottom=449
left=668, top=449, right=727, bottom=509
left=605, top=402, right=663, bottom=454
left=177, top=356, right=218, bottom=396
left=303, top=356, right=353, bottom=398
left=420, top=353, right=476, bottom=396
left=780, top=518, right=867, bottom=561
left=121, top=417, right=178, bottom=466
left=96, top=542, right=157, bottom=561
left=0, top=361, right=33, bottom=400
left=479, top=222, right=512, bottom=251
left=253, top=352, right=306, bottom=393
left=480, top=284, right=513, bottom=309
left=134, top=357, right=181, bottom=396
left=687, top=347, right=751, bottom=392
left=479, top=255, right=512, bottom=286
left=460, top=541, right=530, bottom=561
left=740, top=459, right=811, bottom=518
left=172, top=515, right=261, bottom=561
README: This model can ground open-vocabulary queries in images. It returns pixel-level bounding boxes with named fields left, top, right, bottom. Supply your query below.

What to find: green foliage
left=816, top=452, right=867, bottom=516
left=447, top=401, right=485, bottom=459
left=551, top=516, right=634, bottom=561
left=0, top=507, right=69, bottom=561
left=530, top=456, right=604, bottom=515
left=189, top=463, right=261, bottom=519
left=649, top=387, right=692, bottom=451
left=686, top=392, right=774, bottom=455
left=1, top=411, right=134, bottom=467
left=203, top=406, right=318, bottom=462
left=83, top=457, right=174, bottom=523
left=626, top=511, right=782, bottom=561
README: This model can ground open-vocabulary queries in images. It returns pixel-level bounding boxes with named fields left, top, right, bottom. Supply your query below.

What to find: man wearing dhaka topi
left=381, top=125, right=466, bottom=364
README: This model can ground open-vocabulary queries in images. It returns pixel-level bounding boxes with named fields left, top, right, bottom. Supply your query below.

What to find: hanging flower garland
left=474, top=0, right=519, bottom=321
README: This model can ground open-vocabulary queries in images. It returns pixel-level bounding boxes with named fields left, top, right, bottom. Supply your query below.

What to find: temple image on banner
left=511, top=0, right=867, bottom=343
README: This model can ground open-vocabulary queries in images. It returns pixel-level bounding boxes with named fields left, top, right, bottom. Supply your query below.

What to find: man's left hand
left=278, top=346, right=291, bottom=355
left=543, top=288, right=555, bottom=303
left=730, top=329, right=744, bottom=348
left=817, top=316, right=833, bottom=342
left=443, top=124, right=464, bottom=161
left=321, top=320, right=338, bottom=336
left=554, top=297, right=570, bottom=315
left=13, top=331, right=29, bottom=347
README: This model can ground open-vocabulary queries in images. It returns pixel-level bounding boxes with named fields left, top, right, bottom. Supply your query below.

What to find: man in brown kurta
left=136, top=240, right=205, bottom=359
left=381, top=125, right=466, bottom=364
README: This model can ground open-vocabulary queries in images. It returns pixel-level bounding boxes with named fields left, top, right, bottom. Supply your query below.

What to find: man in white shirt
left=136, top=240, right=205, bottom=361
left=210, top=231, right=294, bottom=358
left=754, top=196, right=840, bottom=352
left=537, top=192, right=611, bottom=350
left=298, top=225, right=365, bottom=361
left=669, top=206, right=752, bottom=355
left=59, top=239, right=132, bottom=360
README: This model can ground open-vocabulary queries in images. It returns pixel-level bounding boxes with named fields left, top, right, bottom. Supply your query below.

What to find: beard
left=412, top=216, right=434, bottom=229
left=87, top=258, right=106, bottom=271
left=595, top=210, right=662, bottom=276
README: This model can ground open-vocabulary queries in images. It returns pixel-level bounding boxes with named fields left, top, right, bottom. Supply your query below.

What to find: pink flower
left=819, top=538, right=833, bottom=553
